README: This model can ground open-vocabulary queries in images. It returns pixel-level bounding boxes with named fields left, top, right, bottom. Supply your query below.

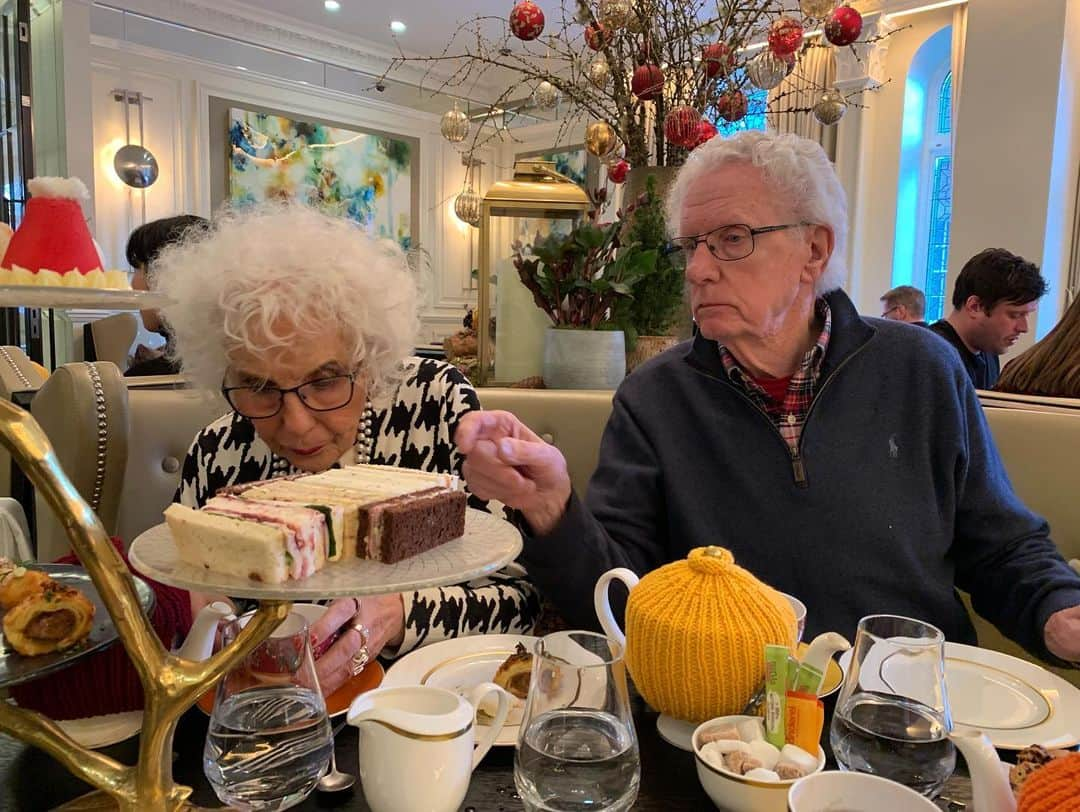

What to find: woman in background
left=996, top=293, right=1080, bottom=398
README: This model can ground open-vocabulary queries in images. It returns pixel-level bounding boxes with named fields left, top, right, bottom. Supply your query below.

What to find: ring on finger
left=349, top=623, right=371, bottom=676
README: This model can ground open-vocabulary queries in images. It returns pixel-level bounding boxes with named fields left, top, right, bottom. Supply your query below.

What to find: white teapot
left=175, top=600, right=234, bottom=661
left=347, top=683, right=510, bottom=812
left=948, top=729, right=1017, bottom=812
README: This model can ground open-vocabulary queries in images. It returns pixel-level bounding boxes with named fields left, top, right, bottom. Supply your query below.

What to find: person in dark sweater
left=456, top=131, right=1080, bottom=666
left=929, top=248, right=1048, bottom=390
left=124, top=214, right=208, bottom=377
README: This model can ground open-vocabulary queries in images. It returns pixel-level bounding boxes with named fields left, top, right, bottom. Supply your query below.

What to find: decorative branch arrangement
left=379, top=0, right=890, bottom=173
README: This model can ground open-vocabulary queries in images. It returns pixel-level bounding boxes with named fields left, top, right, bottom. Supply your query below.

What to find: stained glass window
left=938, top=71, right=952, bottom=135
left=925, top=154, right=953, bottom=321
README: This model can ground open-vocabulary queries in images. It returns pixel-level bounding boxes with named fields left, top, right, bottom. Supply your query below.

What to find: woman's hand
left=311, top=595, right=405, bottom=698
left=455, top=410, right=572, bottom=535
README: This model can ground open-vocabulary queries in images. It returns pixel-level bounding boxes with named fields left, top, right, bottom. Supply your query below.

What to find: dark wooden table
left=0, top=694, right=973, bottom=811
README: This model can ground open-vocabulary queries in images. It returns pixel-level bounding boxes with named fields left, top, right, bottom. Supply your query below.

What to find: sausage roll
left=3, top=583, right=95, bottom=656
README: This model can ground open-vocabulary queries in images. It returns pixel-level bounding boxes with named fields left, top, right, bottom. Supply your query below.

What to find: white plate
left=128, top=508, right=522, bottom=599
left=838, top=642, right=1080, bottom=750
left=57, top=711, right=143, bottom=749
left=382, top=634, right=535, bottom=746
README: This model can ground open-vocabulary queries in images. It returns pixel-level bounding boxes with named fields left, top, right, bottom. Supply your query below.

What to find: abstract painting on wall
left=228, top=107, right=413, bottom=248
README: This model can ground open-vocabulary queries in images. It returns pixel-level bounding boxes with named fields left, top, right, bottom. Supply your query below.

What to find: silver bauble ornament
left=598, top=0, right=632, bottom=30
left=800, top=0, right=837, bottom=18
left=587, top=56, right=612, bottom=89
left=533, top=80, right=559, bottom=109
left=813, top=88, right=848, bottom=125
left=746, top=50, right=788, bottom=91
left=454, top=186, right=482, bottom=227
left=601, top=140, right=626, bottom=166
left=439, top=102, right=470, bottom=143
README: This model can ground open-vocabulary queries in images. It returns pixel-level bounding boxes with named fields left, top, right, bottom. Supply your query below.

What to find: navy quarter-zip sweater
left=522, top=290, right=1080, bottom=661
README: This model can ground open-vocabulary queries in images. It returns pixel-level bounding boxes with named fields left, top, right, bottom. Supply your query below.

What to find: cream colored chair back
left=476, top=389, right=614, bottom=497
left=85, top=313, right=138, bottom=369
left=30, top=363, right=225, bottom=561
left=0, top=346, right=48, bottom=498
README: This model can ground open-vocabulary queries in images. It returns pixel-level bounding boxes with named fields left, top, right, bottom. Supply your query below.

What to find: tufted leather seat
left=84, top=313, right=139, bottom=369
left=30, top=363, right=225, bottom=562
left=0, top=345, right=48, bottom=498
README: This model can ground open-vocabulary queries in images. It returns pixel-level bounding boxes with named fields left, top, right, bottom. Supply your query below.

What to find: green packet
left=764, top=644, right=793, bottom=749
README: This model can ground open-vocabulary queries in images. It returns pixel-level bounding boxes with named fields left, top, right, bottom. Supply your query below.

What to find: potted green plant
left=614, top=175, right=688, bottom=371
left=513, top=193, right=656, bottom=389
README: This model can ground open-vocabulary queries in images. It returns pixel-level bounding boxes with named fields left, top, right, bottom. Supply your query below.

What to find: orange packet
left=785, top=690, right=824, bottom=754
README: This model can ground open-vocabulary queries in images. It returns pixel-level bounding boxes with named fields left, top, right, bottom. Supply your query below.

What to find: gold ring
left=349, top=623, right=371, bottom=676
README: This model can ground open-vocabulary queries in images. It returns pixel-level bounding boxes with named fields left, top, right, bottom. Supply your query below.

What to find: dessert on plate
left=0, top=559, right=95, bottom=656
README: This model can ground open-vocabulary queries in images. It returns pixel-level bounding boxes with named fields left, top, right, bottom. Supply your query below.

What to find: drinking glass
left=204, top=611, right=333, bottom=811
left=830, top=615, right=955, bottom=797
left=514, top=631, right=640, bottom=812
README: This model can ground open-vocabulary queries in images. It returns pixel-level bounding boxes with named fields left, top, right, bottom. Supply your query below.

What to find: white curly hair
left=155, top=203, right=418, bottom=396
left=665, top=131, right=849, bottom=295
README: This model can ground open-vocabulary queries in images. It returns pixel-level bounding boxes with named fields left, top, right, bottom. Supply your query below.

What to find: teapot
left=175, top=600, right=235, bottom=661
left=949, top=729, right=1017, bottom=812
left=593, top=547, right=798, bottom=723
left=347, top=683, right=510, bottom=812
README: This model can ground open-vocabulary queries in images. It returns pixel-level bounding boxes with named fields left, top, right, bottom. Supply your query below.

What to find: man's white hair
left=665, top=130, right=849, bottom=295
left=155, top=203, right=418, bottom=396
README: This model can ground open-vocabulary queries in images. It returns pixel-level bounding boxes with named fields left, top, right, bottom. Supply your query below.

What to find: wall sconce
left=112, top=90, right=159, bottom=190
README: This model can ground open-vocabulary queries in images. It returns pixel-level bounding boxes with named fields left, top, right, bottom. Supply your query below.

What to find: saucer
left=57, top=711, right=144, bottom=749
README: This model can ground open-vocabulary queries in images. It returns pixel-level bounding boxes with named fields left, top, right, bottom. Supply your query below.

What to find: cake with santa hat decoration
left=0, top=177, right=127, bottom=289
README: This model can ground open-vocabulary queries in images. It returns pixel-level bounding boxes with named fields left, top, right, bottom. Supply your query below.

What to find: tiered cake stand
left=0, top=399, right=522, bottom=810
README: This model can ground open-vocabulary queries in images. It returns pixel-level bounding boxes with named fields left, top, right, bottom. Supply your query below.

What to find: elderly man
left=880, top=285, right=928, bottom=326
left=457, top=131, right=1080, bottom=665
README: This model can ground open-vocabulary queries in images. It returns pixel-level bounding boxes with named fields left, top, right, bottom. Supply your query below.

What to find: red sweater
left=9, top=539, right=192, bottom=720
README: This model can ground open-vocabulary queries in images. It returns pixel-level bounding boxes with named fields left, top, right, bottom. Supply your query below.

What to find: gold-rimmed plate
left=839, top=641, right=1080, bottom=750
left=382, top=634, right=536, bottom=746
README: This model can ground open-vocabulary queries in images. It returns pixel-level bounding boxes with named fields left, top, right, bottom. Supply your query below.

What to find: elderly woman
left=457, top=130, right=1080, bottom=665
left=154, top=204, right=540, bottom=697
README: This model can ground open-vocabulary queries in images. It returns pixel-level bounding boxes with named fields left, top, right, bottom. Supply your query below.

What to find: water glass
left=830, top=614, right=956, bottom=797
left=204, top=611, right=333, bottom=811
left=514, top=630, right=640, bottom=812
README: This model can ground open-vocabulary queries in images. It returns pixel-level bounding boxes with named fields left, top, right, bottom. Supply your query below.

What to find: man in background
left=930, top=248, right=1048, bottom=389
left=880, top=285, right=927, bottom=326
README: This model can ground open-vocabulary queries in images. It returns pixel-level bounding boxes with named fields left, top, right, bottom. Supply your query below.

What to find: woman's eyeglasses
left=222, top=373, right=356, bottom=419
left=670, top=222, right=805, bottom=263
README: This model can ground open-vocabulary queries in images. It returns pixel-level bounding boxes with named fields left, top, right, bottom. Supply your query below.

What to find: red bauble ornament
left=664, top=105, right=702, bottom=148
left=632, top=62, right=665, bottom=100
left=693, top=120, right=718, bottom=148
left=824, top=5, right=863, bottom=46
left=608, top=159, right=630, bottom=184
left=509, top=0, right=545, bottom=41
left=716, top=90, right=748, bottom=123
left=585, top=23, right=610, bottom=51
left=702, top=42, right=734, bottom=78
left=768, top=17, right=804, bottom=58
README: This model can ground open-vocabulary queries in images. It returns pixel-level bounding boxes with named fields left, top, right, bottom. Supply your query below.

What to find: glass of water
left=204, top=610, right=333, bottom=811
left=830, top=614, right=956, bottom=797
left=514, top=630, right=640, bottom=812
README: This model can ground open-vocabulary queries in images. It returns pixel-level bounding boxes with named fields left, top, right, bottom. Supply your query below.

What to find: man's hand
left=456, top=410, right=572, bottom=535
left=1044, top=604, right=1080, bottom=663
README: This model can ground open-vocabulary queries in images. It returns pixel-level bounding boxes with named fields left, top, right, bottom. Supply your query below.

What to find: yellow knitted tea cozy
left=624, top=546, right=797, bottom=723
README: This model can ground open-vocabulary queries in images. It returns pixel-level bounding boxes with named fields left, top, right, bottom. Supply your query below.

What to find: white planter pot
left=543, top=328, right=626, bottom=390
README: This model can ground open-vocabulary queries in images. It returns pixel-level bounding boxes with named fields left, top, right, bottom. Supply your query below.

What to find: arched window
left=937, top=71, right=952, bottom=135
left=891, top=27, right=953, bottom=323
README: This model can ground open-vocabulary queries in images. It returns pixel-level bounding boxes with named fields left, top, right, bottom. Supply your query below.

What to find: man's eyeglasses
left=881, top=306, right=901, bottom=318
left=222, top=373, right=357, bottom=419
left=670, top=223, right=806, bottom=263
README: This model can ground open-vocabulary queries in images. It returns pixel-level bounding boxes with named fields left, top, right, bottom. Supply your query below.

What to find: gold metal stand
left=0, top=399, right=290, bottom=810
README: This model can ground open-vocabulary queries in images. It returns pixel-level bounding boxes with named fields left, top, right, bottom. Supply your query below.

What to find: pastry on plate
left=3, top=580, right=95, bottom=655
left=0, top=564, right=53, bottom=610
left=493, top=642, right=533, bottom=700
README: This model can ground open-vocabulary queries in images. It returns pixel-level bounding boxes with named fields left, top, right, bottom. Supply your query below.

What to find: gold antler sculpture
left=0, top=399, right=290, bottom=810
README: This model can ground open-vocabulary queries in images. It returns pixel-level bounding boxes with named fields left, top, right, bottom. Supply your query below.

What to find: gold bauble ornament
left=533, top=80, right=559, bottom=109
left=800, top=0, right=837, bottom=18
left=599, top=0, right=632, bottom=30
left=627, top=0, right=652, bottom=33
left=454, top=186, right=482, bottom=227
left=586, top=121, right=618, bottom=157
left=439, top=101, right=470, bottom=143
left=587, top=56, right=612, bottom=89
left=813, top=88, right=848, bottom=125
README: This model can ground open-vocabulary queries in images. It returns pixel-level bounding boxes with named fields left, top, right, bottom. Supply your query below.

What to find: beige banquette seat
left=0, top=346, right=49, bottom=498
left=24, top=372, right=1080, bottom=684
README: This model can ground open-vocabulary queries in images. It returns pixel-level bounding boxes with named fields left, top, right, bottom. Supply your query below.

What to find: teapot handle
left=467, top=682, right=509, bottom=770
left=593, top=568, right=639, bottom=648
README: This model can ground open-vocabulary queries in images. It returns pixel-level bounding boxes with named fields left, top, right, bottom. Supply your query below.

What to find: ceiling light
left=235, top=65, right=248, bottom=71
left=390, top=20, right=407, bottom=34
left=324, top=0, right=341, bottom=11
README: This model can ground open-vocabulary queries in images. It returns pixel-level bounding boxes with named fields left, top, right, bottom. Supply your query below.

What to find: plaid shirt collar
left=718, top=299, right=832, bottom=418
